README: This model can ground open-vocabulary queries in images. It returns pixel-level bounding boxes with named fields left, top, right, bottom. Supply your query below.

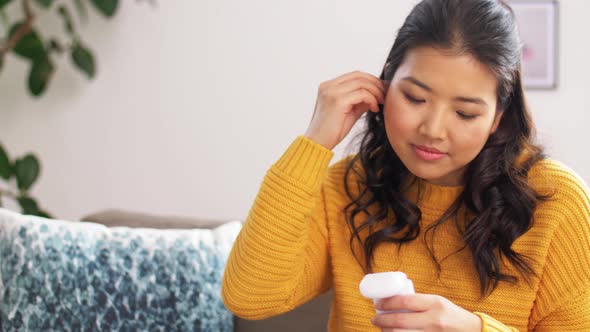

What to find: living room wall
left=0, top=0, right=588, bottom=221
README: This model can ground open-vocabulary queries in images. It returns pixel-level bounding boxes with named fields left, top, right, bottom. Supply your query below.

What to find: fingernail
left=375, top=300, right=382, bottom=309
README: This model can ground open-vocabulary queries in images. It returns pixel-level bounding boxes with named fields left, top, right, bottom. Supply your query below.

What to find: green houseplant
left=0, top=0, right=122, bottom=96
left=0, top=0, right=126, bottom=216
left=0, top=143, right=50, bottom=217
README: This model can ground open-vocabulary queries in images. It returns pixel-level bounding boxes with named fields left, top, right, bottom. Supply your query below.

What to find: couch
left=82, top=209, right=333, bottom=332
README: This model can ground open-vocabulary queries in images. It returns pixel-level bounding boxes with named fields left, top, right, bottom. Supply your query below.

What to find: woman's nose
left=417, top=109, right=446, bottom=140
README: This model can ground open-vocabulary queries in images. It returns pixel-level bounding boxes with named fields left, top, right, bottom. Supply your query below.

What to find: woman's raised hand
left=304, top=71, right=386, bottom=150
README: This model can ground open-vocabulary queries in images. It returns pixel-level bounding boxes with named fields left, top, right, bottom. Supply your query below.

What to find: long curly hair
left=344, top=0, right=549, bottom=296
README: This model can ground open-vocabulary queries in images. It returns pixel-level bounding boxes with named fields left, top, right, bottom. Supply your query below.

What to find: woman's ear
left=490, top=110, right=504, bottom=134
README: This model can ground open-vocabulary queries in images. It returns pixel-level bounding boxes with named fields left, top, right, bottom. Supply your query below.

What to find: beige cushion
left=82, top=209, right=333, bottom=332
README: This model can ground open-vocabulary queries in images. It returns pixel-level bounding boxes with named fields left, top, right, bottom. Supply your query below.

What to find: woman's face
left=383, top=46, right=503, bottom=186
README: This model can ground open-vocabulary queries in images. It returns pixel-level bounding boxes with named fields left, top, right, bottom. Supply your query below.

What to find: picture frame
left=509, top=1, right=559, bottom=89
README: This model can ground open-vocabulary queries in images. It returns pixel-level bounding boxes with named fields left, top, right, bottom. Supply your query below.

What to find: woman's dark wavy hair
left=344, top=0, right=549, bottom=296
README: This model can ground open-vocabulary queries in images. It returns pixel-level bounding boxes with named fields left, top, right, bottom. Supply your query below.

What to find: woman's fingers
left=332, top=78, right=385, bottom=105
left=340, top=88, right=380, bottom=115
left=333, top=71, right=385, bottom=89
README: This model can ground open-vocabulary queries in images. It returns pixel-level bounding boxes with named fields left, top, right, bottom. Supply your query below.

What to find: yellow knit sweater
left=222, top=136, right=590, bottom=331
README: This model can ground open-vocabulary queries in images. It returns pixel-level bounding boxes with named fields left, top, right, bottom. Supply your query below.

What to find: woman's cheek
left=452, top=122, right=493, bottom=157
left=384, top=101, right=417, bottom=137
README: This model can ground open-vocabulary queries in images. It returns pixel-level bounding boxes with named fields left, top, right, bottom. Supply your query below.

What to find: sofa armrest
left=234, top=290, right=332, bottom=332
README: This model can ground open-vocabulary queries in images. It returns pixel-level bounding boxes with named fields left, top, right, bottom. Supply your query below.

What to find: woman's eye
left=403, top=92, right=425, bottom=104
left=457, top=111, right=478, bottom=120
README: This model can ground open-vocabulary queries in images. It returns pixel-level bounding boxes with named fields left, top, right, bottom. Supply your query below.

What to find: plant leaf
left=9, top=24, right=47, bottom=61
left=36, top=210, right=51, bottom=218
left=17, top=196, right=40, bottom=215
left=0, top=0, right=13, bottom=9
left=15, top=154, right=40, bottom=191
left=89, top=0, right=118, bottom=17
left=34, top=0, right=54, bottom=8
left=71, top=42, right=95, bottom=78
left=28, top=57, right=54, bottom=96
left=0, top=143, right=12, bottom=180
left=57, top=5, right=74, bottom=35
left=73, top=0, right=87, bottom=22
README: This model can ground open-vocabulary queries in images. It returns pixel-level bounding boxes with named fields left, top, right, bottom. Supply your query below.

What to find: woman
left=222, top=0, right=590, bottom=330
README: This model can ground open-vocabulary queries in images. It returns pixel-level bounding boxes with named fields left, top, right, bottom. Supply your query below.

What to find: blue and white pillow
left=0, top=208, right=241, bottom=332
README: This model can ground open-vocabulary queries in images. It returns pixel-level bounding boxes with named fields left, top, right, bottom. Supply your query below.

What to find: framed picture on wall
left=509, top=0, right=559, bottom=89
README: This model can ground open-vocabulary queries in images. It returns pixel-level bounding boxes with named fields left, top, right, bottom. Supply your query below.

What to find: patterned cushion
left=0, top=208, right=241, bottom=332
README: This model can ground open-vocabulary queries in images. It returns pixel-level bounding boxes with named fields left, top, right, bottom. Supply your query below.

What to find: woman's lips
left=412, top=144, right=447, bottom=161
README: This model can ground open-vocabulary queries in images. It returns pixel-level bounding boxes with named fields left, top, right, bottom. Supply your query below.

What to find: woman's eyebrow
left=401, top=76, right=488, bottom=107
left=455, top=96, right=488, bottom=107
left=402, top=76, right=432, bottom=92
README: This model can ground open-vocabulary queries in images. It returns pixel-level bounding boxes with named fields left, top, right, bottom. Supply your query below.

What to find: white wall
left=0, top=0, right=588, bottom=221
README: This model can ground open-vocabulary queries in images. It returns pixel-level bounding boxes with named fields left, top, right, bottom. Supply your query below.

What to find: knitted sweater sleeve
left=476, top=161, right=590, bottom=331
left=527, top=162, right=590, bottom=331
left=221, top=136, right=335, bottom=320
